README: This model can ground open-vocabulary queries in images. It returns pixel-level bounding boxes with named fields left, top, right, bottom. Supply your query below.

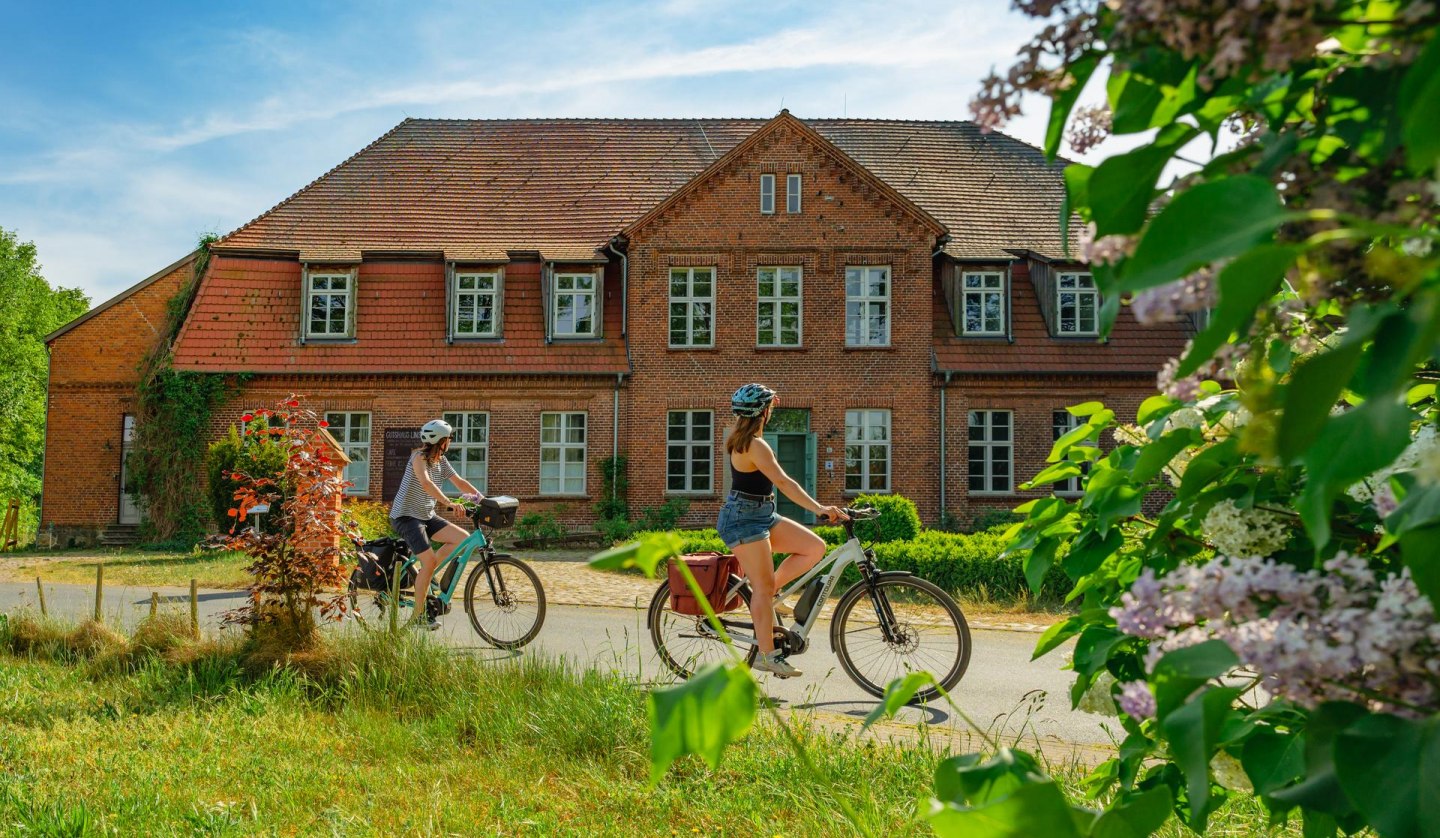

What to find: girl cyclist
left=390, top=418, right=484, bottom=630
left=720, top=383, right=847, bottom=677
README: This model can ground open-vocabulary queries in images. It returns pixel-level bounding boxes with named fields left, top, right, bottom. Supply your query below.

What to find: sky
left=1, top=0, right=1091, bottom=307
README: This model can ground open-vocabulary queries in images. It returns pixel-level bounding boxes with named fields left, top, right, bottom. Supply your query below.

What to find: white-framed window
left=668, top=267, right=715, bottom=347
left=845, top=266, right=891, bottom=347
left=1057, top=272, right=1099, bottom=335
left=324, top=412, right=371, bottom=494
left=968, top=410, right=1013, bottom=494
left=453, top=272, right=500, bottom=338
left=1051, top=410, right=1085, bottom=496
left=540, top=412, right=586, bottom=495
left=442, top=411, right=489, bottom=495
left=845, top=409, right=891, bottom=493
left=305, top=272, right=354, bottom=339
left=553, top=273, right=597, bottom=337
left=757, top=266, right=802, bottom=347
left=786, top=174, right=802, bottom=214
left=667, top=410, right=714, bottom=494
left=760, top=173, right=776, bottom=215
left=961, top=272, right=1006, bottom=336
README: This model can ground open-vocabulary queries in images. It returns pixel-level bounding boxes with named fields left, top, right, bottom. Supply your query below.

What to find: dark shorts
left=392, top=515, right=448, bottom=556
left=716, top=495, right=781, bottom=549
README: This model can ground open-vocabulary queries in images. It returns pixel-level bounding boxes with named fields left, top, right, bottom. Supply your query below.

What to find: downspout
left=39, top=346, right=51, bottom=546
left=612, top=375, right=621, bottom=504
left=543, top=261, right=555, bottom=345
left=939, top=370, right=951, bottom=523
left=606, top=240, right=630, bottom=504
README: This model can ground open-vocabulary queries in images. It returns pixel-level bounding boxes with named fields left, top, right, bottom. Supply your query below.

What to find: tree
left=0, top=228, right=89, bottom=541
left=940, top=2, right=1440, bottom=835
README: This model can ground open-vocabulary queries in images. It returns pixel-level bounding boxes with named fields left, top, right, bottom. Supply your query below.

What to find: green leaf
left=1334, top=713, right=1440, bottom=838
left=1131, top=430, right=1199, bottom=484
left=1176, top=245, right=1297, bottom=378
left=1049, top=421, right=1101, bottom=464
left=1177, top=437, right=1240, bottom=500
left=1065, top=164, right=1095, bottom=219
left=1136, top=394, right=1178, bottom=426
left=1279, top=343, right=1366, bottom=464
left=1299, top=398, right=1412, bottom=548
left=1400, top=524, right=1440, bottom=611
left=1033, top=615, right=1085, bottom=661
left=1400, top=30, right=1440, bottom=170
left=862, top=671, right=936, bottom=729
left=1046, top=53, right=1102, bottom=160
left=1119, top=176, right=1288, bottom=293
left=1272, top=702, right=1367, bottom=817
left=1060, top=529, right=1124, bottom=581
left=1072, top=626, right=1128, bottom=681
left=1025, top=538, right=1062, bottom=596
left=934, top=748, right=1048, bottom=806
left=1089, top=785, right=1174, bottom=838
left=928, top=780, right=1083, bottom=838
left=1161, top=687, right=1242, bottom=832
left=1068, top=401, right=1107, bottom=417
left=588, top=531, right=683, bottom=577
left=1151, top=640, right=1239, bottom=719
left=1090, top=124, right=1200, bottom=236
left=647, top=660, right=757, bottom=784
left=1241, top=730, right=1306, bottom=798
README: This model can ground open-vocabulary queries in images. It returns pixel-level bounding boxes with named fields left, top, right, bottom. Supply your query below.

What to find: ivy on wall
left=129, top=235, right=248, bottom=545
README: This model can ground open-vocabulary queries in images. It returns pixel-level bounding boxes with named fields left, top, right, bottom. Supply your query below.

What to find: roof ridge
left=216, top=117, right=415, bottom=247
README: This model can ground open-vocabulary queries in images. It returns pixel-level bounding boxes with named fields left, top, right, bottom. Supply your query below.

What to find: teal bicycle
left=348, top=497, right=546, bottom=649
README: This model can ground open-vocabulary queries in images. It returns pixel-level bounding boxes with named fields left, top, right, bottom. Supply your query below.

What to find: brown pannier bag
left=668, top=552, right=743, bottom=616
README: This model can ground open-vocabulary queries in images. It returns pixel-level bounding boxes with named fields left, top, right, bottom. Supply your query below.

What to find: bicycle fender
left=868, top=570, right=914, bottom=579
left=492, top=552, right=513, bottom=559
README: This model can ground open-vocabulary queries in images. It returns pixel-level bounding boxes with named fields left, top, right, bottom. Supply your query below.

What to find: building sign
left=382, top=428, right=422, bottom=502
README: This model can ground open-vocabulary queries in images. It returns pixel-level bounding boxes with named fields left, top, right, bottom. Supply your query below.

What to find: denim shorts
left=392, top=515, right=448, bottom=556
left=716, top=495, right=780, bottom=548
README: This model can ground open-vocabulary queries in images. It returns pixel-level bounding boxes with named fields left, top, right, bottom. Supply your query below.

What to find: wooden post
left=94, top=563, right=104, bottom=623
left=190, top=579, right=199, bottom=638
left=1, top=499, right=19, bottom=551
left=35, top=577, right=47, bottom=617
left=150, top=591, right=160, bottom=618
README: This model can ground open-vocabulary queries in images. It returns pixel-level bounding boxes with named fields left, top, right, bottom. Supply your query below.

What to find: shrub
left=967, top=508, right=1023, bottom=534
left=346, top=499, right=394, bottom=540
left=206, top=423, right=288, bottom=533
left=850, top=493, right=921, bottom=542
left=626, top=528, right=727, bottom=554
left=635, top=497, right=689, bottom=532
left=514, top=510, right=568, bottom=544
left=866, top=530, right=1070, bottom=601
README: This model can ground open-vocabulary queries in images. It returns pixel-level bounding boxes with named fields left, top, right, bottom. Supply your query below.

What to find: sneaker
left=752, top=651, right=802, bottom=678
left=772, top=598, right=795, bottom=618
left=408, top=614, right=441, bottom=632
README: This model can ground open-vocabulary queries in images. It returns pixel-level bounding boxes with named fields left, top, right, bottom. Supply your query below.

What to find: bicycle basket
left=475, top=495, right=519, bottom=529
left=667, top=552, right=743, bottom=616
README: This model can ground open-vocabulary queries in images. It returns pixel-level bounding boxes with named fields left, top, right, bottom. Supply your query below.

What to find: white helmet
left=420, top=419, right=454, bottom=445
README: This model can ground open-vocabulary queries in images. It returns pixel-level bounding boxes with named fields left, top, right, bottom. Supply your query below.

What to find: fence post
left=150, top=591, right=160, bottom=618
left=35, top=577, right=47, bottom=617
left=190, top=579, right=199, bottom=638
left=94, top=563, right=104, bottom=623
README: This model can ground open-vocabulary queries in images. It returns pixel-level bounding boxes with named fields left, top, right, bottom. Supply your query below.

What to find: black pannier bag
left=354, top=537, right=416, bottom=592
left=476, top=495, right=520, bottom=528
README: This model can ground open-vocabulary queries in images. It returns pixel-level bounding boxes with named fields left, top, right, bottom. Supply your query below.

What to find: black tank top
left=730, top=460, right=774, bottom=496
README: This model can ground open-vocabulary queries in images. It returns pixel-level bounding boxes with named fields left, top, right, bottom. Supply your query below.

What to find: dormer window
left=960, top=272, right=1006, bottom=336
left=1057, top=272, right=1099, bottom=335
left=551, top=272, right=600, bottom=338
left=452, top=271, right=501, bottom=338
left=760, top=174, right=776, bottom=215
left=786, top=174, right=802, bottom=214
left=304, top=270, right=355, bottom=340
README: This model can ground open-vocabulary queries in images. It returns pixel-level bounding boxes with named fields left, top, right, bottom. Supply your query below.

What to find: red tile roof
left=933, top=261, right=1191, bottom=375
left=170, top=257, right=627, bottom=375
left=215, top=117, right=1076, bottom=262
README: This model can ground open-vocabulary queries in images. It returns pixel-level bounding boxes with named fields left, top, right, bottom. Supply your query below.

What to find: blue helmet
left=731, top=383, right=776, bottom=418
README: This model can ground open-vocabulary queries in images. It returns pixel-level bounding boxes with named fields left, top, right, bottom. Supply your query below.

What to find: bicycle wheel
left=347, top=570, right=390, bottom=621
left=463, top=556, right=546, bottom=649
left=647, top=579, right=758, bottom=679
left=830, top=574, right=971, bottom=703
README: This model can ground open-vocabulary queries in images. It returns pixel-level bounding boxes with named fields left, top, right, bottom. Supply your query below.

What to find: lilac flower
left=1117, top=680, right=1157, bottom=720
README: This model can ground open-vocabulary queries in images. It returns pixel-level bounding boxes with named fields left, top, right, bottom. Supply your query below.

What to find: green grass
left=0, top=548, right=252, bottom=589
left=0, top=613, right=1297, bottom=837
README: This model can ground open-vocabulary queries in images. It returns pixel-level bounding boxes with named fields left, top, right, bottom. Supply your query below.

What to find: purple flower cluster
left=1157, top=341, right=1246, bottom=401
left=1066, top=104, right=1112, bottom=154
left=1112, top=555, right=1440, bottom=716
left=1117, top=680, right=1157, bottom=720
left=1131, top=266, right=1218, bottom=325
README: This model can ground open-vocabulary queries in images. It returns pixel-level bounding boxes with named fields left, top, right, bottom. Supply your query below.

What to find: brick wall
left=625, top=120, right=942, bottom=527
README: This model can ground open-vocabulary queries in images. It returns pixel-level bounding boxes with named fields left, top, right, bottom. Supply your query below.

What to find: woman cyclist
left=720, top=383, right=847, bottom=677
left=390, top=418, right=484, bottom=630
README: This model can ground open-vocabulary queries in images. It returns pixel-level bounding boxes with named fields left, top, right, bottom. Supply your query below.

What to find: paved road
left=2, top=579, right=1115, bottom=749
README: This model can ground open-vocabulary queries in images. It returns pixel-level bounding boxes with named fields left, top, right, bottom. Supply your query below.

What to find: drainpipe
left=939, top=371, right=951, bottom=522
left=39, top=347, right=51, bottom=545
left=606, top=241, right=630, bottom=504
left=612, top=375, right=622, bottom=503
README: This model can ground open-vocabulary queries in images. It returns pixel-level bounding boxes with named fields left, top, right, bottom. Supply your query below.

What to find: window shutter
left=592, top=268, right=605, bottom=337
left=542, top=264, right=553, bottom=343
left=493, top=267, right=505, bottom=337
left=346, top=269, right=358, bottom=338
left=299, top=263, right=309, bottom=345
left=445, top=263, right=455, bottom=344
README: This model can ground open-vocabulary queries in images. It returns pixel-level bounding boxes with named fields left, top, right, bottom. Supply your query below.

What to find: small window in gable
left=786, top=174, right=802, bottom=214
left=304, top=270, right=355, bottom=340
left=1057, top=272, right=1099, bottom=335
left=960, top=272, right=1006, bottom=336
left=452, top=271, right=501, bottom=338
left=552, top=272, right=599, bottom=338
left=760, top=173, right=775, bottom=215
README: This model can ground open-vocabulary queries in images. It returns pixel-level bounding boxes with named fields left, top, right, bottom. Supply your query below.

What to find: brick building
left=42, top=112, right=1188, bottom=546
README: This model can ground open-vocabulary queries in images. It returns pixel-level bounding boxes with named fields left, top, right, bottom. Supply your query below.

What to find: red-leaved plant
left=220, top=397, right=358, bottom=650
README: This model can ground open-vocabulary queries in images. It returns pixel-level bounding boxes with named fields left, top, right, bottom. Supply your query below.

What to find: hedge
left=624, top=526, right=1071, bottom=602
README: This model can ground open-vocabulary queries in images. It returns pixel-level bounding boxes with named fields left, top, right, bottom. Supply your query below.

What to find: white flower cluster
left=1349, top=424, right=1440, bottom=505
left=1201, top=499, right=1291, bottom=558
left=1112, top=554, right=1440, bottom=716
left=1076, top=670, right=1119, bottom=716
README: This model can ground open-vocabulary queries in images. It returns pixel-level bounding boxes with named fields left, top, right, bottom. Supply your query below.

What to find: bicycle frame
left=393, top=526, right=491, bottom=610
left=711, top=535, right=868, bottom=649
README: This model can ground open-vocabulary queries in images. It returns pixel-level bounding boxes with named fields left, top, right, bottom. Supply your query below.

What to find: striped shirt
left=389, top=451, right=459, bottom=521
